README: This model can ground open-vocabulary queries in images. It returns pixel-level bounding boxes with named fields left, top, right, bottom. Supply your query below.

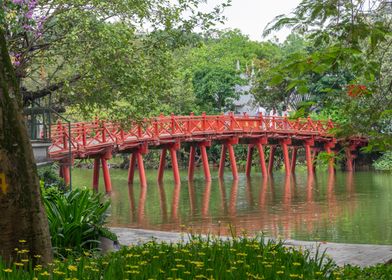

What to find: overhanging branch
left=22, top=74, right=81, bottom=105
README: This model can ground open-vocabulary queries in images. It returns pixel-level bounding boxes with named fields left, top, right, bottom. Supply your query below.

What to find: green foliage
left=43, top=188, right=111, bottom=257
left=373, top=151, right=392, bottom=171
left=38, top=166, right=66, bottom=190
left=176, top=30, right=266, bottom=114
left=339, top=264, right=392, bottom=280
left=257, top=0, right=392, bottom=151
left=0, top=235, right=336, bottom=279
left=3, top=0, right=229, bottom=120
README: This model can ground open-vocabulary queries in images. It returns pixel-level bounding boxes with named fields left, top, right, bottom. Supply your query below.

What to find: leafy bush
left=373, top=151, right=392, bottom=171
left=38, top=165, right=66, bottom=191
left=43, top=188, right=112, bottom=257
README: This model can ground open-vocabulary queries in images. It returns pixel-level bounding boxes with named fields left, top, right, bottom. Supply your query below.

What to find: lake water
left=72, top=168, right=392, bottom=244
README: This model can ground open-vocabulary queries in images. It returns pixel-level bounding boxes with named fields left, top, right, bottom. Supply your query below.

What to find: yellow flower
left=21, top=259, right=29, bottom=263
left=19, top=239, right=27, bottom=243
left=34, top=254, right=41, bottom=258
left=68, top=265, right=78, bottom=271
left=315, top=272, right=323, bottom=275
left=277, top=271, right=284, bottom=274
left=15, top=262, right=24, bottom=266
left=293, top=262, right=301, bottom=266
left=3, top=268, right=12, bottom=273
left=83, top=251, right=91, bottom=256
left=40, top=271, right=50, bottom=276
left=53, top=270, right=66, bottom=275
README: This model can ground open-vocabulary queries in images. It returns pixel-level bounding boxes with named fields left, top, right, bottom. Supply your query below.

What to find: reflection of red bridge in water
left=49, top=113, right=367, bottom=192
left=118, top=172, right=356, bottom=239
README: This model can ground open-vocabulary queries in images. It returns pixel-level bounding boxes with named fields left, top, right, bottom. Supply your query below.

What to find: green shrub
left=43, top=188, right=112, bottom=257
left=373, top=151, right=392, bottom=171
left=38, top=165, right=66, bottom=191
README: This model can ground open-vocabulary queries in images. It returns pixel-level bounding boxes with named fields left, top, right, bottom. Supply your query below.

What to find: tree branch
left=22, top=74, right=81, bottom=105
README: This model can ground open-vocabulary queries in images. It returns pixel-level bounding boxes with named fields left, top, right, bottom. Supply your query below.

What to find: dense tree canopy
left=1, top=0, right=229, bottom=119
left=257, top=0, right=392, bottom=150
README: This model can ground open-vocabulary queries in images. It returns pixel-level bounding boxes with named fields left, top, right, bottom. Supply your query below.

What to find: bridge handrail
left=49, top=114, right=335, bottom=157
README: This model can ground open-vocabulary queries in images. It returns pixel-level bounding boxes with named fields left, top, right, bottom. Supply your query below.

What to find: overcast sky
left=204, top=0, right=301, bottom=42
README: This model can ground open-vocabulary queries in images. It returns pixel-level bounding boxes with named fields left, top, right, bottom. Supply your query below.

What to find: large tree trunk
left=0, top=30, right=52, bottom=262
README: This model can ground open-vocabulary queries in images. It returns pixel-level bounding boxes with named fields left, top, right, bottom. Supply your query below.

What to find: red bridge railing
left=48, top=113, right=334, bottom=160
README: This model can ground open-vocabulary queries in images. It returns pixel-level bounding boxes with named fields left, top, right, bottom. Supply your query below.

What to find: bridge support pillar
left=280, top=139, right=292, bottom=177
left=218, top=145, right=227, bottom=178
left=268, top=145, right=276, bottom=175
left=128, top=144, right=148, bottom=187
left=324, top=140, right=336, bottom=174
left=290, top=147, right=298, bottom=174
left=128, top=153, right=136, bottom=184
left=101, top=158, right=112, bottom=193
left=188, top=145, right=196, bottom=181
left=218, top=138, right=238, bottom=180
left=312, top=149, right=319, bottom=173
left=188, top=141, right=211, bottom=182
left=304, top=139, right=314, bottom=175
left=62, top=164, right=70, bottom=186
left=246, top=138, right=268, bottom=177
left=245, top=145, right=253, bottom=177
left=256, top=143, right=268, bottom=177
left=169, top=143, right=181, bottom=184
left=59, top=158, right=72, bottom=186
left=200, top=141, right=211, bottom=182
left=345, top=147, right=357, bottom=172
left=157, top=148, right=167, bottom=183
left=92, top=158, right=100, bottom=191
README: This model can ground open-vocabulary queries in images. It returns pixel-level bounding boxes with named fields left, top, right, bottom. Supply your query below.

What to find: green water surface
left=72, top=167, right=392, bottom=244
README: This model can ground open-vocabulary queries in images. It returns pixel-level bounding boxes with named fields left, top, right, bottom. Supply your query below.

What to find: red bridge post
left=245, top=145, right=254, bottom=177
left=218, top=138, right=239, bottom=180
left=128, top=144, right=148, bottom=187
left=187, top=142, right=211, bottom=182
left=304, top=139, right=314, bottom=175
left=128, top=153, right=136, bottom=184
left=246, top=138, right=268, bottom=177
left=256, top=142, right=268, bottom=177
left=290, top=147, right=298, bottom=174
left=199, top=141, right=211, bottom=182
left=188, top=145, right=196, bottom=181
left=324, top=141, right=336, bottom=174
left=92, top=158, right=100, bottom=191
left=101, top=149, right=113, bottom=193
left=59, top=159, right=71, bottom=186
left=218, top=145, right=227, bottom=178
left=157, top=148, right=167, bottom=183
left=345, top=147, right=357, bottom=172
left=281, top=139, right=292, bottom=177
left=169, top=143, right=181, bottom=184
left=268, top=145, right=276, bottom=175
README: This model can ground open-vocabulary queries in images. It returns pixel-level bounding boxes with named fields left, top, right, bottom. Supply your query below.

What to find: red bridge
left=49, top=113, right=366, bottom=192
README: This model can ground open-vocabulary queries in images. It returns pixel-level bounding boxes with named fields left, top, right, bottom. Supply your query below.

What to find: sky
left=204, top=0, right=301, bottom=42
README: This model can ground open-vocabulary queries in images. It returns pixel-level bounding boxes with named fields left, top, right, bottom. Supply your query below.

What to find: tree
left=3, top=0, right=228, bottom=119
left=261, top=0, right=392, bottom=150
left=177, top=30, right=264, bottom=113
left=0, top=28, right=52, bottom=263
left=0, top=0, right=228, bottom=262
